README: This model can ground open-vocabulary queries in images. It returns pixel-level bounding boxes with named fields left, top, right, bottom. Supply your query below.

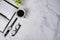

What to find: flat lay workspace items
left=0, top=0, right=60, bottom=40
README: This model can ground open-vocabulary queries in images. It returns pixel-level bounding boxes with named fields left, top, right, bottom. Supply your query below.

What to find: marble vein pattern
left=0, top=0, right=60, bottom=40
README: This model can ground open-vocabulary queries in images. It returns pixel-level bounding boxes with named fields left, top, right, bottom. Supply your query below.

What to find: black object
left=4, top=30, right=10, bottom=37
left=3, top=13, right=16, bottom=33
left=0, top=13, right=9, bottom=20
left=4, top=0, right=18, bottom=9
left=4, top=18, right=18, bottom=37
left=12, top=23, right=21, bottom=36
left=17, top=10, right=24, bottom=17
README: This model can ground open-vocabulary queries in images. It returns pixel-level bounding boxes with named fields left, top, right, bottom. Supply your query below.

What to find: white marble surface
left=0, top=0, right=60, bottom=40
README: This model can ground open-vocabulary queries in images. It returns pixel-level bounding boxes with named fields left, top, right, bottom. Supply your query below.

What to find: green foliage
left=13, top=0, right=23, bottom=5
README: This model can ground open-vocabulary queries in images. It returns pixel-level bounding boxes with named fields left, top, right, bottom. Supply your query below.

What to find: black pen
left=3, top=12, right=16, bottom=33
left=4, top=18, right=18, bottom=37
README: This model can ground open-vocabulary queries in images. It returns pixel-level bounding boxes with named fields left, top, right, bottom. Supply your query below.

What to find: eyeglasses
left=4, top=9, right=25, bottom=37
left=11, top=23, right=21, bottom=36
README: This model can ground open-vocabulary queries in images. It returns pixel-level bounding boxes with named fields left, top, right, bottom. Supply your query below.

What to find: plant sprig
left=13, top=0, right=23, bottom=6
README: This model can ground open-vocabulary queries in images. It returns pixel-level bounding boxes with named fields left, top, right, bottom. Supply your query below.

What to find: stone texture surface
left=0, top=0, right=60, bottom=40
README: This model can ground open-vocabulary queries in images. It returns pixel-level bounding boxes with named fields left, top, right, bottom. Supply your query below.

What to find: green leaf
left=13, top=0, right=23, bottom=6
